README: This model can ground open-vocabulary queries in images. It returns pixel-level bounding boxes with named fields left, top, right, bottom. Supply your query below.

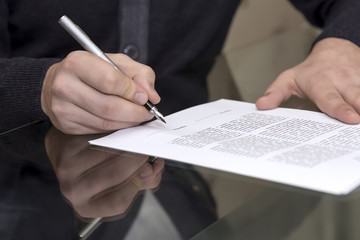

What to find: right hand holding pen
left=41, top=51, right=161, bottom=134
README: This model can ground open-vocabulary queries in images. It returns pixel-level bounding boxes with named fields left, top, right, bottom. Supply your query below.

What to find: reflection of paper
left=90, top=99, right=360, bottom=195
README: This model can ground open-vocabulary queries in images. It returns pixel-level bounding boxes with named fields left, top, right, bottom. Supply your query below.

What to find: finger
left=62, top=51, right=149, bottom=105
left=74, top=158, right=162, bottom=218
left=337, top=84, right=360, bottom=115
left=136, top=158, right=165, bottom=179
left=135, top=160, right=164, bottom=190
left=50, top=99, right=147, bottom=134
left=308, top=82, right=360, bottom=124
left=48, top=102, right=105, bottom=134
left=77, top=179, right=140, bottom=218
left=62, top=154, right=147, bottom=206
left=55, top=148, right=117, bottom=182
left=58, top=153, right=122, bottom=205
left=108, top=54, right=161, bottom=105
left=138, top=169, right=163, bottom=190
left=151, top=158, right=165, bottom=176
left=78, top=154, right=147, bottom=194
left=51, top=76, right=154, bottom=127
left=256, top=70, right=297, bottom=110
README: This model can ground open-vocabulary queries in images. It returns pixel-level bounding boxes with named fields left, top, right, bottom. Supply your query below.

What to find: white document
left=90, top=99, right=360, bottom=195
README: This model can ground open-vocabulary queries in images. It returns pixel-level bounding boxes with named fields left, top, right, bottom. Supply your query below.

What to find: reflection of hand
left=41, top=51, right=160, bottom=134
left=256, top=38, right=360, bottom=124
left=45, top=127, right=164, bottom=219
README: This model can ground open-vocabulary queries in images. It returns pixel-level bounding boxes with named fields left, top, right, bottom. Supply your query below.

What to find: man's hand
left=256, top=37, right=360, bottom=124
left=41, top=51, right=161, bottom=134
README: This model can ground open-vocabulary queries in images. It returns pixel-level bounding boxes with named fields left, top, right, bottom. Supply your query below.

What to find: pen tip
left=148, top=105, right=166, bottom=123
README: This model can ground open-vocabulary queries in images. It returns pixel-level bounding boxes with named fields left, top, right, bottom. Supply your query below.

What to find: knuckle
left=140, top=65, right=155, bottom=77
left=76, top=207, right=93, bottom=219
left=51, top=79, right=68, bottom=98
left=57, top=122, right=75, bottom=134
left=61, top=125, right=76, bottom=135
left=101, top=119, right=114, bottom=131
left=100, top=100, right=118, bottom=119
left=139, top=65, right=156, bottom=83
left=62, top=51, right=81, bottom=70
left=60, top=184, right=80, bottom=204
left=313, top=70, right=330, bottom=80
left=50, top=106, right=76, bottom=134
left=51, top=102, right=66, bottom=117
left=55, top=167, right=73, bottom=182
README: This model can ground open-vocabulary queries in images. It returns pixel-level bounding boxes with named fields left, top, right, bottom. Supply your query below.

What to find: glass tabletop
left=1, top=120, right=360, bottom=240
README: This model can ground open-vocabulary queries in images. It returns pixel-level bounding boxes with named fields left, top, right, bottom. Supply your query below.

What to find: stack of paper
left=90, top=99, right=360, bottom=195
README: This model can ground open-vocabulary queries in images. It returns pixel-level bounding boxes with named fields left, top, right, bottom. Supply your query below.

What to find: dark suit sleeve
left=0, top=0, right=60, bottom=133
left=289, top=0, right=360, bottom=46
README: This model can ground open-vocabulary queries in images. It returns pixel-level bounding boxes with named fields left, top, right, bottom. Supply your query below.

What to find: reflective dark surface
left=0, top=121, right=217, bottom=239
left=2, top=121, right=360, bottom=240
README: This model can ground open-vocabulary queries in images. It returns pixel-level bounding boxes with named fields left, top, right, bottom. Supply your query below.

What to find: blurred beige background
left=207, top=0, right=319, bottom=105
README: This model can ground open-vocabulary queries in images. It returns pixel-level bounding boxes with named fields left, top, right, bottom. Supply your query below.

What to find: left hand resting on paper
left=256, top=37, right=360, bottom=124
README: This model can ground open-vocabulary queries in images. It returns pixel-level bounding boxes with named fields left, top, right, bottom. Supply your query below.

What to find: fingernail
left=140, top=165, right=152, bottom=178
left=146, top=112, right=154, bottom=120
left=344, top=109, right=360, bottom=124
left=347, top=109, right=355, bottom=115
left=134, top=92, right=147, bottom=104
left=346, top=109, right=359, bottom=118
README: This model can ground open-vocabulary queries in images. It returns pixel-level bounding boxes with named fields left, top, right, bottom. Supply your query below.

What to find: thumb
left=256, top=70, right=296, bottom=110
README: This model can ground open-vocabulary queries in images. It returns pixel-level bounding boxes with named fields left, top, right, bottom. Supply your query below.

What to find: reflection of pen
left=58, top=15, right=166, bottom=124
left=78, top=217, right=101, bottom=238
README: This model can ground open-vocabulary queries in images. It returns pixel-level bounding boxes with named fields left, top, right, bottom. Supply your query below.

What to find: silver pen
left=58, top=15, right=166, bottom=123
